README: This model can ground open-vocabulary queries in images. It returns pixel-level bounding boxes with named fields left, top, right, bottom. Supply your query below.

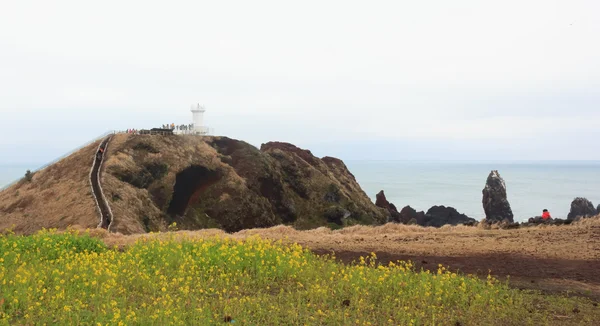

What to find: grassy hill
left=0, top=134, right=387, bottom=234
left=0, top=139, right=103, bottom=233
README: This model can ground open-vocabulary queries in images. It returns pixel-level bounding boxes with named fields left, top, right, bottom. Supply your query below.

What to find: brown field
left=94, top=216, right=600, bottom=300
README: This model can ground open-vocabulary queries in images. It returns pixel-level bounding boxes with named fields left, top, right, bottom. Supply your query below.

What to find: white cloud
left=0, top=0, right=599, bottom=161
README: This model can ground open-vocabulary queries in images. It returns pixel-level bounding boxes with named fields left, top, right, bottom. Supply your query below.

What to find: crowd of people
left=120, top=123, right=196, bottom=135
left=161, top=123, right=194, bottom=131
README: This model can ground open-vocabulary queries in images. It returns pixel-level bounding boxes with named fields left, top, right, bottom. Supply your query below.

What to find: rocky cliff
left=0, top=134, right=387, bottom=234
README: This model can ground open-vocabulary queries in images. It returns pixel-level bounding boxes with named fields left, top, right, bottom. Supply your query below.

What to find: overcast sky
left=1, top=0, right=599, bottom=165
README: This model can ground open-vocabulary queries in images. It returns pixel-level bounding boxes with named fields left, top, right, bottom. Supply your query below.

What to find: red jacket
left=542, top=211, right=551, bottom=219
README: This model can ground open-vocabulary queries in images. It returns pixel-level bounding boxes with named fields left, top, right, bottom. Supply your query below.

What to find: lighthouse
left=190, top=103, right=208, bottom=135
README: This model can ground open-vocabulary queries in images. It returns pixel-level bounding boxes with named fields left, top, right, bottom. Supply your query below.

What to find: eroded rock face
left=422, top=206, right=476, bottom=227
left=567, top=197, right=597, bottom=220
left=397, top=205, right=426, bottom=225
left=375, top=190, right=401, bottom=222
left=482, top=170, right=514, bottom=222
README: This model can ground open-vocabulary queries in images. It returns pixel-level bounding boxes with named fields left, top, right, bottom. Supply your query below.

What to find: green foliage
left=323, top=205, right=346, bottom=225
left=167, top=222, right=178, bottom=232
left=0, top=233, right=597, bottom=324
left=0, top=229, right=106, bottom=262
left=23, top=170, right=34, bottom=182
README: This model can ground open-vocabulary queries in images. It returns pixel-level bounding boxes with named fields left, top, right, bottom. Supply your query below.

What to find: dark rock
left=397, top=205, right=426, bottom=225
left=422, top=205, right=476, bottom=227
left=528, top=216, right=545, bottom=224
left=482, top=170, right=514, bottom=222
left=375, top=190, right=392, bottom=211
left=567, top=197, right=597, bottom=220
left=375, top=190, right=402, bottom=222
left=525, top=217, right=571, bottom=227
left=550, top=218, right=568, bottom=226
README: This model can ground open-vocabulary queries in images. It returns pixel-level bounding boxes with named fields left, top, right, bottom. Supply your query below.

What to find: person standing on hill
left=542, top=209, right=551, bottom=220
left=96, top=147, right=104, bottom=161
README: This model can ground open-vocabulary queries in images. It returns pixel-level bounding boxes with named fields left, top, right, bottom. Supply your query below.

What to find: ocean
left=0, top=165, right=41, bottom=190
left=1, top=161, right=598, bottom=222
left=346, top=161, right=600, bottom=221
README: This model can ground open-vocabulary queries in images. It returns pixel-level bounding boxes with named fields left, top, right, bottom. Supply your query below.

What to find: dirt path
left=90, top=137, right=113, bottom=230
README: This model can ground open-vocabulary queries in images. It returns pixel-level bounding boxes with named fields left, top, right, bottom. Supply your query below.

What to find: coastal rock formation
left=398, top=206, right=426, bottom=225
left=0, top=134, right=388, bottom=234
left=567, top=197, right=597, bottom=220
left=388, top=204, right=474, bottom=227
left=527, top=217, right=572, bottom=226
left=375, top=190, right=401, bottom=222
left=422, top=206, right=477, bottom=227
left=482, top=170, right=514, bottom=222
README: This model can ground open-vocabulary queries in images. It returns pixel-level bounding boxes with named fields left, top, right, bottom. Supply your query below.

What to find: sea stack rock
left=482, top=170, right=514, bottom=222
left=567, top=197, right=597, bottom=220
left=375, top=190, right=401, bottom=222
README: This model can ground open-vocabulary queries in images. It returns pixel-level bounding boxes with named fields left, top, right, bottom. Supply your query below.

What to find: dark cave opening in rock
left=167, top=165, right=222, bottom=217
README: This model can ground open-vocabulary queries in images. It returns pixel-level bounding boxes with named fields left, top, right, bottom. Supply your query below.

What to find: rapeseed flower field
left=0, top=229, right=595, bottom=325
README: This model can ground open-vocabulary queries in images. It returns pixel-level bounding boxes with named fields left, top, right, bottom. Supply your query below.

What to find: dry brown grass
left=0, top=140, right=103, bottom=233
left=98, top=216, right=600, bottom=261
left=101, top=134, right=247, bottom=233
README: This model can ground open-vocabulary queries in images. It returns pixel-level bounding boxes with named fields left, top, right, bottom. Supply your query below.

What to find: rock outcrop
left=398, top=206, right=426, bottom=225
left=567, top=197, right=597, bottom=220
left=527, top=217, right=572, bottom=226
left=375, top=190, right=402, bottom=222
left=387, top=204, right=474, bottom=227
left=422, top=205, right=477, bottom=227
left=482, top=170, right=514, bottom=222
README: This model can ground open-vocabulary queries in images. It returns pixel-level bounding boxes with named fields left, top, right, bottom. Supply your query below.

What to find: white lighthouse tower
left=190, top=103, right=208, bottom=135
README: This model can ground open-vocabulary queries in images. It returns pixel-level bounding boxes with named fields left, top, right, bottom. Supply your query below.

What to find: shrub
left=23, top=170, right=34, bottom=182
